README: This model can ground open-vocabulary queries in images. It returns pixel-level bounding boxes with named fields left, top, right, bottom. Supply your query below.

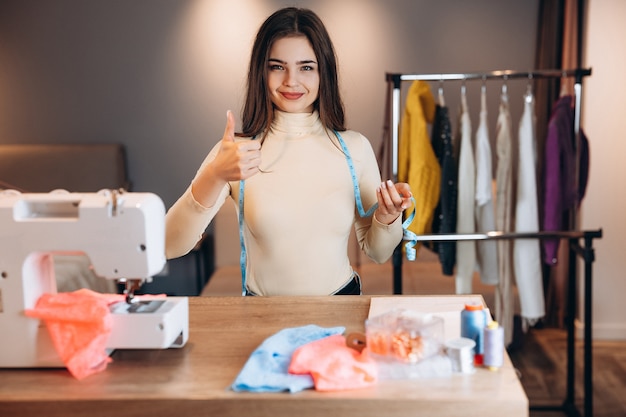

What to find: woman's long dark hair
left=238, top=7, right=345, bottom=137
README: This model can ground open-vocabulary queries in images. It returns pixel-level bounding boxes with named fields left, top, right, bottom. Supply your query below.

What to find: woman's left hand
left=374, top=180, right=413, bottom=225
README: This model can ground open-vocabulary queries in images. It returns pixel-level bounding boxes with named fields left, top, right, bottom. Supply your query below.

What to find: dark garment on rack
left=425, top=104, right=457, bottom=275
left=542, top=95, right=589, bottom=329
left=542, top=95, right=590, bottom=265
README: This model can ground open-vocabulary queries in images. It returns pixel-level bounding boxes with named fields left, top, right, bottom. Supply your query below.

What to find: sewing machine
left=0, top=190, right=189, bottom=368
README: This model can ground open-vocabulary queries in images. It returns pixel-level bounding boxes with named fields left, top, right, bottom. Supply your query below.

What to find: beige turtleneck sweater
left=165, top=110, right=402, bottom=295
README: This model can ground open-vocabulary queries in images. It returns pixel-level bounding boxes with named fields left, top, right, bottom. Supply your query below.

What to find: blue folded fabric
left=231, top=324, right=345, bottom=393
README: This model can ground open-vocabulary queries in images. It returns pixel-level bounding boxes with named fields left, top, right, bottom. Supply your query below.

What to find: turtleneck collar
left=271, top=110, right=323, bottom=135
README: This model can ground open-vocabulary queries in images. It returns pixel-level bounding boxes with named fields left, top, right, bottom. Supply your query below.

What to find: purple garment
left=542, top=95, right=589, bottom=264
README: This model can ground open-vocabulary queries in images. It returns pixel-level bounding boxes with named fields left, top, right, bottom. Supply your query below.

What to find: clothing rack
left=385, top=68, right=598, bottom=417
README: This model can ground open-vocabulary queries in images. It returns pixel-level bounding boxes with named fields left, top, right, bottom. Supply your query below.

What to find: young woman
left=165, top=7, right=413, bottom=296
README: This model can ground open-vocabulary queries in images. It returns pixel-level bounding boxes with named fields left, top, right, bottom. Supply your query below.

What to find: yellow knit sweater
left=398, top=81, right=440, bottom=252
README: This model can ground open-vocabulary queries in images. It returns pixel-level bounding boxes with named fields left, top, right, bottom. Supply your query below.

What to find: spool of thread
left=460, top=303, right=487, bottom=365
left=445, top=337, right=476, bottom=374
left=483, top=321, right=504, bottom=371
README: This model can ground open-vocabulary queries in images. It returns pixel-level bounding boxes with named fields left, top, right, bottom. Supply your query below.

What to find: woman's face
left=267, top=36, right=320, bottom=113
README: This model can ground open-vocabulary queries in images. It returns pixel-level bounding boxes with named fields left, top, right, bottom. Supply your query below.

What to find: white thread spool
left=445, top=337, right=476, bottom=374
left=483, top=321, right=504, bottom=371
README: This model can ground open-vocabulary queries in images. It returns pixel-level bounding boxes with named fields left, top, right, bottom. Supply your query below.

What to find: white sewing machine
left=0, top=190, right=189, bottom=368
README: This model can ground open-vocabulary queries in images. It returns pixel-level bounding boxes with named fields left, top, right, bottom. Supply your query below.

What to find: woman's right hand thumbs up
left=211, top=110, right=262, bottom=182
left=190, top=111, right=262, bottom=207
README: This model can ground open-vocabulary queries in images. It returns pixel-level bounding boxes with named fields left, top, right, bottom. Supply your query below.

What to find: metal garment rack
left=385, top=68, right=599, bottom=417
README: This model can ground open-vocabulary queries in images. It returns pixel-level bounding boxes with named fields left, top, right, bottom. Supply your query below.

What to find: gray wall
left=0, top=0, right=538, bottom=213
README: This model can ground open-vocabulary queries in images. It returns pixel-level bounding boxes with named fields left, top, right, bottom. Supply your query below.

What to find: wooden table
left=0, top=296, right=528, bottom=417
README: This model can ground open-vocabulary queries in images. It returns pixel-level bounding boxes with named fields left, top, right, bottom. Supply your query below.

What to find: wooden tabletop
left=0, top=295, right=528, bottom=417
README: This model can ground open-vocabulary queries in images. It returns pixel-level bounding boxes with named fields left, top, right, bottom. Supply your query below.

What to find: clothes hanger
left=481, top=76, right=487, bottom=111
left=461, top=77, right=468, bottom=112
left=525, top=73, right=534, bottom=103
left=501, top=75, right=509, bottom=103
left=438, top=77, right=446, bottom=107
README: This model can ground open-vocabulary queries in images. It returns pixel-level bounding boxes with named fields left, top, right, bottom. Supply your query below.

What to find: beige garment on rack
left=475, top=87, right=499, bottom=286
left=494, top=89, right=516, bottom=347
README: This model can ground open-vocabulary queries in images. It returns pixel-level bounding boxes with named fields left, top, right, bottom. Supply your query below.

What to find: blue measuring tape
left=334, top=131, right=418, bottom=262
left=238, top=179, right=247, bottom=295
left=238, top=131, right=417, bottom=295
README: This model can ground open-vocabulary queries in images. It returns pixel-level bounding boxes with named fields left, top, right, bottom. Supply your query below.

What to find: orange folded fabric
left=24, top=289, right=114, bottom=380
left=288, top=334, right=378, bottom=391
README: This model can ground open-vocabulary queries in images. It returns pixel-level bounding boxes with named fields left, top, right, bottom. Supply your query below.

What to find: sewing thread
left=460, top=303, right=487, bottom=365
left=483, top=321, right=504, bottom=371
left=445, top=337, right=475, bottom=374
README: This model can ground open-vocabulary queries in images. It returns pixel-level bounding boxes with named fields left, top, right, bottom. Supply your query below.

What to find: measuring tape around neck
left=237, top=130, right=417, bottom=295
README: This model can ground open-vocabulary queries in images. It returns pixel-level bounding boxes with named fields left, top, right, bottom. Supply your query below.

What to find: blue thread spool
left=483, top=321, right=504, bottom=371
left=460, top=303, right=487, bottom=365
